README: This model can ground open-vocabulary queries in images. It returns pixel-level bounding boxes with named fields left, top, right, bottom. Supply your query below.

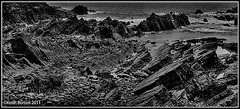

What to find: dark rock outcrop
left=136, top=13, right=190, bottom=32
left=213, top=15, right=236, bottom=21
left=226, top=7, right=237, bottom=13
left=203, top=18, right=208, bottom=22
left=195, top=9, right=204, bottom=14
left=71, top=5, right=88, bottom=15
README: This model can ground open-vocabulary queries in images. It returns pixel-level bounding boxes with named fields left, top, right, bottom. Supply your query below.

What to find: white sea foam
left=119, top=18, right=145, bottom=26
left=187, top=28, right=229, bottom=33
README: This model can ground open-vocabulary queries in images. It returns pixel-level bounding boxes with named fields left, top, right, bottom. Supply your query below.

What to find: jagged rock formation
left=2, top=3, right=73, bottom=25
left=137, top=13, right=190, bottom=32
left=213, top=15, right=236, bottom=21
left=226, top=7, right=237, bottom=13
left=129, top=37, right=238, bottom=106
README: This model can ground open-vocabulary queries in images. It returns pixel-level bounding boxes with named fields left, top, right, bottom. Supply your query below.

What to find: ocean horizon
left=48, top=2, right=238, bottom=21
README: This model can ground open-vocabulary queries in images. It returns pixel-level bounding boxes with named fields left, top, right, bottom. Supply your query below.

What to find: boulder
left=71, top=5, right=88, bottom=15
left=223, top=23, right=231, bottom=26
left=203, top=18, right=208, bottom=22
left=195, top=9, right=204, bottom=14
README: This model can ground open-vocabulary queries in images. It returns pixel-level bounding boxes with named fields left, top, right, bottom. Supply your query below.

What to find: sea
left=47, top=2, right=238, bottom=23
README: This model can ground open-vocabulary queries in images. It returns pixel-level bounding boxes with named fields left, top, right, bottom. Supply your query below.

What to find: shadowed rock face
left=137, top=13, right=190, bottom=32
left=2, top=3, right=73, bottom=25
left=9, top=34, right=48, bottom=66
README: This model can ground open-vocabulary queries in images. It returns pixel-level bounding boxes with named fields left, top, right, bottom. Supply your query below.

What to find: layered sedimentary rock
left=133, top=56, right=194, bottom=95
left=129, top=36, right=237, bottom=106
left=127, top=85, right=169, bottom=106
left=142, top=43, right=173, bottom=73
left=185, top=72, right=228, bottom=101
left=137, top=13, right=190, bottom=32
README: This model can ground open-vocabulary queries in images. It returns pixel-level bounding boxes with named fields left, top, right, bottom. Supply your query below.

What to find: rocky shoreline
left=2, top=3, right=238, bottom=107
